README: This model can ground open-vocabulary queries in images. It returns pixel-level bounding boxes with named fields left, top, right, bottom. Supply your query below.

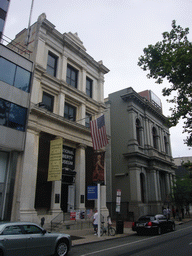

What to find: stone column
left=77, top=103, right=86, bottom=126
left=127, top=112, right=138, bottom=151
left=156, top=171, right=161, bottom=201
left=165, top=173, right=170, bottom=195
left=30, top=74, right=42, bottom=104
left=58, top=91, right=65, bottom=117
left=35, top=38, right=46, bottom=69
left=81, top=68, right=86, bottom=93
left=61, top=54, right=68, bottom=82
left=129, top=167, right=142, bottom=219
left=20, top=129, right=40, bottom=222
left=97, top=74, right=104, bottom=102
left=75, top=144, right=86, bottom=211
left=50, top=180, right=62, bottom=215
left=129, top=167, right=141, bottom=202
left=150, top=170, right=159, bottom=202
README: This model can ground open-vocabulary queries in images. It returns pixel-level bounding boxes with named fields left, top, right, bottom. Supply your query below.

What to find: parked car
left=0, top=222, right=71, bottom=256
left=132, top=214, right=175, bottom=235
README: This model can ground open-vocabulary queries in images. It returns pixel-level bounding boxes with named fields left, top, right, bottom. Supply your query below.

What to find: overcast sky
left=3, top=0, right=192, bottom=158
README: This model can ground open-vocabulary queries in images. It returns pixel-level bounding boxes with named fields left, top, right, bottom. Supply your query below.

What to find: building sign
left=87, top=186, right=97, bottom=200
left=62, top=146, right=75, bottom=170
left=92, top=152, right=105, bottom=184
left=48, top=138, right=63, bottom=181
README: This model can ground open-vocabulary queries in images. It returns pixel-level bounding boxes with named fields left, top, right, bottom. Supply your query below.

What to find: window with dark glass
left=152, top=127, right=158, bottom=149
left=0, top=98, right=27, bottom=131
left=64, top=103, right=76, bottom=121
left=0, top=57, right=16, bottom=85
left=47, top=51, right=58, bottom=77
left=85, top=113, right=92, bottom=128
left=42, top=92, right=54, bottom=112
left=136, top=119, right=141, bottom=145
left=140, top=173, right=145, bottom=203
left=66, top=64, right=78, bottom=88
left=0, top=57, right=31, bottom=92
left=164, top=136, right=169, bottom=154
left=86, top=77, right=93, bottom=98
left=14, top=66, right=31, bottom=92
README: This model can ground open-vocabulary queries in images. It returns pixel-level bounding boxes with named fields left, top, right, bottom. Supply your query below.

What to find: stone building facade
left=9, top=13, right=109, bottom=223
left=105, top=87, right=175, bottom=220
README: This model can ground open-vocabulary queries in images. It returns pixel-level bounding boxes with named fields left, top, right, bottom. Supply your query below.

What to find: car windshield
left=138, top=216, right=155, bottom=222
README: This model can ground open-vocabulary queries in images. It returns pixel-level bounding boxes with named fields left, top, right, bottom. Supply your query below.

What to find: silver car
left=0, top=222, right=71, bottom=256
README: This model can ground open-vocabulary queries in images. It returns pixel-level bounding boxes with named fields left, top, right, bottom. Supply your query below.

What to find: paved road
left=69, top=222, right=192, bottom=256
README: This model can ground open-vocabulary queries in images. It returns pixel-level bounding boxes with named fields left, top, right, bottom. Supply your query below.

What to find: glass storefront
left=0, top=151, right=17, bottom=220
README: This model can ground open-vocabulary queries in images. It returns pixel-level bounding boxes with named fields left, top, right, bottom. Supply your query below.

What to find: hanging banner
left=92, top=152, right=105, bottom=184
left=48, top=138, right=63, bottom=181
left=62, top=146, right=76, bottom=170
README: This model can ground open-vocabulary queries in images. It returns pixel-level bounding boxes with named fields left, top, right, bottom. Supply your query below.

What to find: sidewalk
left=63, top=217, right=192, bottom=247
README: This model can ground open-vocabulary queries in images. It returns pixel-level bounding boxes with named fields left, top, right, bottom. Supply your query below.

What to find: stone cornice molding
left=121, top=88, right=167, bottom=123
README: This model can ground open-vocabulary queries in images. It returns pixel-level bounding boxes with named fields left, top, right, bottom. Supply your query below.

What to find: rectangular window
left=0, top=57, right=16, bottom=86
left=0, top=57, right=31, bottom=92
left=14, top=66, right=31, bottom=92
left=47, top=51, right=58, bottom=77
left=85, top=113, right=92, bottom=128
left=66, top=64, right=78, bottom=88
left=0, top=98, right=27, bottom=131
left=64, top=103, right=76, bottom=121
left=86, top=77, right=93, bottom=98
left=42, top=92, right=54, bottom=112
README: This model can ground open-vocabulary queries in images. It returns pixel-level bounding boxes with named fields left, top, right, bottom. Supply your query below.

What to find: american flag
left=90, top=115, right=108, bottom=150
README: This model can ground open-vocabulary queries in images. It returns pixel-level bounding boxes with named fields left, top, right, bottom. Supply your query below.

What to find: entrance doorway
left=61, top=169, right=76, bottom=212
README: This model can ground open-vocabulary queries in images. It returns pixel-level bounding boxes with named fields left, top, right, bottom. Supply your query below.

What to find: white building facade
left=10, top=13, right=109, bottom=223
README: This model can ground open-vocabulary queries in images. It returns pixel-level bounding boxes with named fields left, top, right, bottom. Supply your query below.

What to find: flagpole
left=97, top=183, right=101, bottom=237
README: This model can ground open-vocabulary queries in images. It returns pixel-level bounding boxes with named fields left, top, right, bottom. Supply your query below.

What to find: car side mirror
left=42, top=229, right=46, bottom=235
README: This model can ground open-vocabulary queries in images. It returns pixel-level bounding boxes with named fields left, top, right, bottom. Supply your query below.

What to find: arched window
left=136, top=119, right=141, bottom=146
left=152, top=127, right=158, bottom=149
left=140, top=173, right=145, bottom=203
left=164, top=136, right=169, bottom=154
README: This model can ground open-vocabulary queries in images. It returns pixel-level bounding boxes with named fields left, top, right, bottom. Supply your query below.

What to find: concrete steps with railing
left=46, top=218, right=93, bottom=232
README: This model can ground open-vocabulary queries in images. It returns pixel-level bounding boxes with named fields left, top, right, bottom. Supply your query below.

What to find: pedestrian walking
left=167, top=207, right=171, bottom=220
left=92, top=209, right=98, bottom=235
left=186, top=204, right=190, bottom=217
left=172, top=206, right=176, bottom=219
left=176, top=208, right=179, bottom=220
left=163, top=207, right=167, bottom=217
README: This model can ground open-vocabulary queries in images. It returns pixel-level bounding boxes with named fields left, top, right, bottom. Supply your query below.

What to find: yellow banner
left=48, top=138, right=63, bottom=181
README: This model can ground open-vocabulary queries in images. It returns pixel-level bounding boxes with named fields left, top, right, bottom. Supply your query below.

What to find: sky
left=3, top=0, right=192, bottom=158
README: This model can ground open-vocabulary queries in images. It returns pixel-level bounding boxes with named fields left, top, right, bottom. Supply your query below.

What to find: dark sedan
left=132, top=214, right=175, bottom=235
left=0, top=222, right=71, bottom=256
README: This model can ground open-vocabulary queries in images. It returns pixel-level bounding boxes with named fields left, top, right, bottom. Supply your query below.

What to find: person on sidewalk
left=92, top=210, right=98, bottom=235
left=186, top=204, right=190, bottom=217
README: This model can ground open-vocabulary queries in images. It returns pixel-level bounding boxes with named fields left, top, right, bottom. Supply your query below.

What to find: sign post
left=97, top=183, right=101, bottom=237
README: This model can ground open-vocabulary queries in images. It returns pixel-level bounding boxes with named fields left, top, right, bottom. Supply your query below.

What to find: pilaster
left=20, top=129, right=40, bottom=222
left=75, top=144, right=86, bottom=211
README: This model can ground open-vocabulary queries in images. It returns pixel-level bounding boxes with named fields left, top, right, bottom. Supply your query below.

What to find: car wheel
left=55, top=240, right=69, bottom=256
left=157, top=226, right=162, bottom=235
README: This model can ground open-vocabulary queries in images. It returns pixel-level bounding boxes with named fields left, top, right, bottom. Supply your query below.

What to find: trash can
left=116, top=220, right=124, bottom=234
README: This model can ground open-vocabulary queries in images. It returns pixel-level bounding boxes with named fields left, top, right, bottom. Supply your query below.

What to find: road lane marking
left=80, top=225, right=192, bottom=256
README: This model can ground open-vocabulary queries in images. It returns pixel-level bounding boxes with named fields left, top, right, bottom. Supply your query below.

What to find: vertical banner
left=92, top=152, right=105, bottom=184
left=48, top=138, right=63, bottom=181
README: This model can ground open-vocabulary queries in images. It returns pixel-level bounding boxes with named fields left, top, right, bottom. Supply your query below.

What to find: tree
left=138, top=20, right=192, bottom=146
left=172, top=174, right=192, bottom=208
